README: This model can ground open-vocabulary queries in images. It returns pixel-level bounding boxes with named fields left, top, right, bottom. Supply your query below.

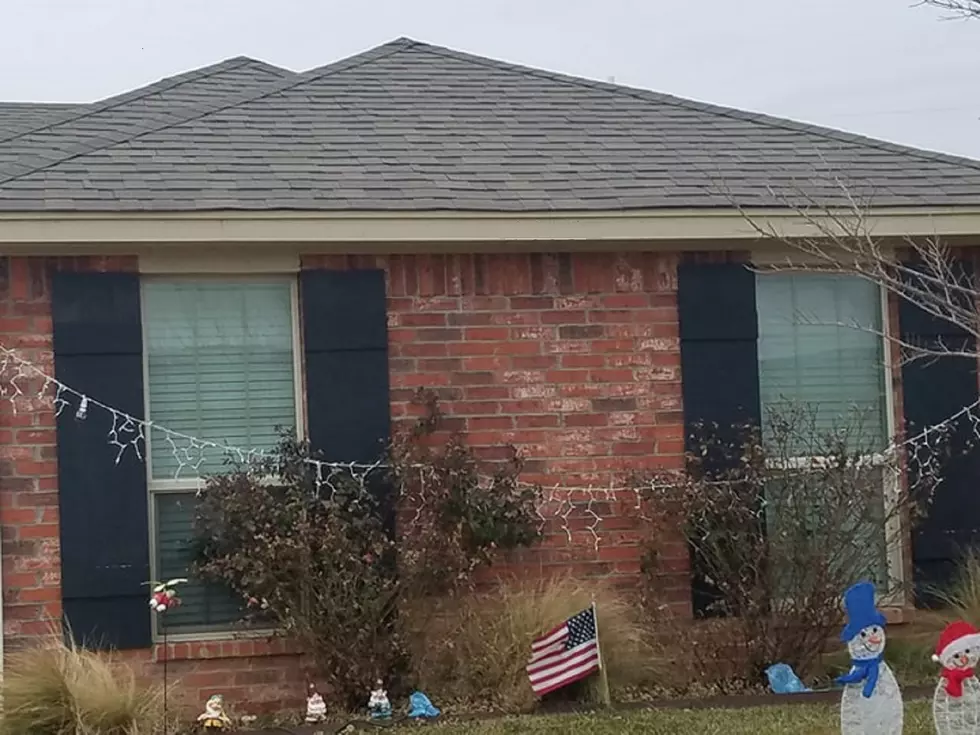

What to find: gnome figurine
left=305, top=682, right=327, bottom=724
left=197, top=694, right=232, bottom=732
left=368, top=679, right=392, bottom=720
left=837, top=581, right=903, bottom=735
left=932, top=620, right=980, bottom=735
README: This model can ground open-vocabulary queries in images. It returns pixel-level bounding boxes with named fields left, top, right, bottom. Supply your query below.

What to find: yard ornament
left=197, top=694, right=232, bottom=732
left=144, top=577, right=187, bottom=733
left=407, top=691, right=441, bottom=719
left=368, top=679, right=392, bottom=720
left=147, top=578, right=188, bottom=613
left=305, top=682, right=327, bottom=724
left=932, top=620, right=980, bottom=735
left=765, top=662, right=812, bottom=694
left=837, top=581, right=903, bottom=735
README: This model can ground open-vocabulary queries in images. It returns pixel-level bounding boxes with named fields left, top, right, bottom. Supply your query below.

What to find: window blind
left=144, top=281, right=297, bottom=479
left=154, top=493, right=242, bottom=633
left=756, top=273, right=887, bottom=452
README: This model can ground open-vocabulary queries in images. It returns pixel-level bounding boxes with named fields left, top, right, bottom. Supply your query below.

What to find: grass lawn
left=401, top=700, right=934, bottom=734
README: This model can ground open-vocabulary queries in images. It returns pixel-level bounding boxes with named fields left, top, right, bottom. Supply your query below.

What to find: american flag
left=526, top=606, right=601, bottom=697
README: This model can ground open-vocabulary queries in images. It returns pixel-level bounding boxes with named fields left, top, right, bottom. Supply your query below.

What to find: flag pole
left=591, top=600, right=612, bottom=709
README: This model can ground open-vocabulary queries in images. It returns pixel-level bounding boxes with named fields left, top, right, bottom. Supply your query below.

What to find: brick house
left=2, top=37, right=980, bottom=711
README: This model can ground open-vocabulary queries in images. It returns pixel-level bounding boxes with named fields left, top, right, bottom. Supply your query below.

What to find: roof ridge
left=0, top=38, right=415, bottom=186
left=406, top=39, right=980, bottom=174
left=227, top=55, right=295, bottom=79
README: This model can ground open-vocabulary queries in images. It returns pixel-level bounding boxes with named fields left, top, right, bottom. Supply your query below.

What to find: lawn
left=399, top=701, right=934, bottom=734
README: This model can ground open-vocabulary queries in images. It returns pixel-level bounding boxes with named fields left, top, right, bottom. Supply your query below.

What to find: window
left=143, top=279, right=300, bottom=636
left=755, top=272, right=893, bottom=589
left=756, top=273, right=888, bottom=452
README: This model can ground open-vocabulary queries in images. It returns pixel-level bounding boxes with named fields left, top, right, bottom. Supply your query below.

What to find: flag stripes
left=526, top=607, right=601, bottom=697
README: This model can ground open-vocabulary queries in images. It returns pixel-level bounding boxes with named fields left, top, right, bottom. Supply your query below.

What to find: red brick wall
left=305, top=253, right=688, bottom=593
left=0, top=256, right=306, bottom=715
left=0, top=251, right=689, bottom=715
left=0, top=256, right=66, bottom=642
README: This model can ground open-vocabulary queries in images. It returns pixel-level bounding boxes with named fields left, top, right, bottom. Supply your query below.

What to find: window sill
left=881, top=603, right=915, bottom=626
left=152, top=633, right=298, bottom=663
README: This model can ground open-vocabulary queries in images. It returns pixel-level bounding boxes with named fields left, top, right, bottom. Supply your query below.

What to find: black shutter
left=678, top=261, right=762, bottom=617
left=51, top=271, right=151, bottom=650
left=900, top=258, right=980, bottom=605
left=301, top=270, right=391, bottom=517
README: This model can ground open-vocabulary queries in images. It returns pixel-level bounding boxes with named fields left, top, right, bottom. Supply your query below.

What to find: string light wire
left=0, top=343, right=973, bottom=551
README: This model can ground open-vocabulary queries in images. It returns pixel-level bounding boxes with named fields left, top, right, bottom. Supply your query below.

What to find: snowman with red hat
left=838, top=581, right=903, bottom=735
left=932, top=620, right=980, bottom=735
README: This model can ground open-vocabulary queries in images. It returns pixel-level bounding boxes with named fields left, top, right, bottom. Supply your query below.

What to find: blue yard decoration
left=408, top=691, right=440, bottom=719
left=766, top=663, right=812, bottom=694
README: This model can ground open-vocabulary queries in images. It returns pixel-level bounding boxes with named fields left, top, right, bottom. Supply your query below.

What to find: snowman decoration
left=837, top=581, right=903, bottom=735
left=932, top=620, right=980, bottom=735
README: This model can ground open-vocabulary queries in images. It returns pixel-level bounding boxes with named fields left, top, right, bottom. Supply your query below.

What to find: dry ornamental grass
left=0, top=632, right=164, bottom=735
left=408, top=575, right=667, bottom=711
left=936, top=548, right=980, bottom=627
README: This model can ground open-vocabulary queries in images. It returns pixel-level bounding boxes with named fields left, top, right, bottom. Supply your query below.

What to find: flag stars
left=566, top=609, right=597, bottom=650
left=527, top=606, right=601, bottom=696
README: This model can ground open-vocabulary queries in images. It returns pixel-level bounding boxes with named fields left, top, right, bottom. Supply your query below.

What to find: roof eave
left=0, top=206, right=978, bottom=254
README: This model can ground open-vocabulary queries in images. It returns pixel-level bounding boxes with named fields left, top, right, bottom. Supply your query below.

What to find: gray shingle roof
left=2, top=37, right=980, bottom=212
left=0, top=103, right=86, bottom=138
left=0, top=56, right=293, bottom=185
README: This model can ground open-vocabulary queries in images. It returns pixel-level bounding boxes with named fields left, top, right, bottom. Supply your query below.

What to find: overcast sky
left=4, top=0, right=979, bottom=159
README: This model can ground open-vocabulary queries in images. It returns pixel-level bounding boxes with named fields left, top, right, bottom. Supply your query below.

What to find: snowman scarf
left=940, top=665, right=975, bottom=698
left=837, top=654, right=882, bottom=699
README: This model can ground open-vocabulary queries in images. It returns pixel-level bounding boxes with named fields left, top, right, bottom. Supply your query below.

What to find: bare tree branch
left=915, top=0, right=980, bottom=20
left=636, top=407, right=944, bottom=681
left=739, top=180, right=980, bottom=372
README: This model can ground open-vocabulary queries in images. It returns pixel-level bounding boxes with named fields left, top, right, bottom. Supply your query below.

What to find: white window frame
left=141, top=273, right=305, bottom=642
left=754, top=268, right=905, bottom=604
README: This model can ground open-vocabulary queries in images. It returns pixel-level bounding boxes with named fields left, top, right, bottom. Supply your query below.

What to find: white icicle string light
left=0, top=341, right=975, bottom=552
left=0, top=344, right=628, bottom=548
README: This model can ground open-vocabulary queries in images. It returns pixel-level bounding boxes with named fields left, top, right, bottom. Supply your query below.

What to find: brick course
left=1, top=251, right=689, bottom=714
left=305, top=252, right=688, bottom=593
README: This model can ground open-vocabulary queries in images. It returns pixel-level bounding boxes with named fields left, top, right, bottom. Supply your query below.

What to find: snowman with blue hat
left=837, top=581, right=903, bottom=735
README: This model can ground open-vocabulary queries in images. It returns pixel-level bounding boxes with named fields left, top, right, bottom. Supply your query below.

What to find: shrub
left=636, top=405, right=942, bottom=687
left=194, top=432, right=404, bottom=709
left=389, top=392, right=541, bottom=599
left=193, top=393, right=541, bottom=710
left=1, top=633, right=163, bottom=735
left=409, top=575, right=666, bottom=712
